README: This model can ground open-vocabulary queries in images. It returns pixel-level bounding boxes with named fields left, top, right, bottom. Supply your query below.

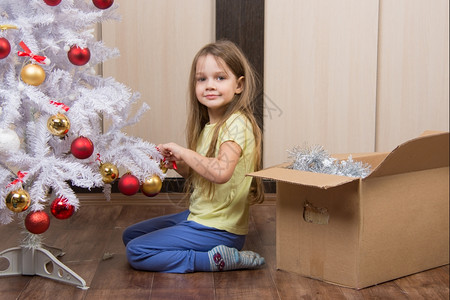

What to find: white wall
left=264, top=0, right=379, bottom=166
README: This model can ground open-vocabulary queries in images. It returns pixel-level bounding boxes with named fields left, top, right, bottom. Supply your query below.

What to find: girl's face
left=195, top=54, right=243, bottom=124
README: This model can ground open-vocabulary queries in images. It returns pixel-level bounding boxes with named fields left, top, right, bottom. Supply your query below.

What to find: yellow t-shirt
left=187, top=112, right=256, bottom=235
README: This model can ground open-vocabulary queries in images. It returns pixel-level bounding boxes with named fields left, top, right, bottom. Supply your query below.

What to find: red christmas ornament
left=118, top=174, right=140, bottom=196
left=50, top=197, right=75, bottom=219
left=68, top=45, right=90, bottom=66
left=25, top=211, right=50, bottom=234
left=43, top=0, right=62, bottom=6
left=92, top=0, right=114, bottom=9
left=0, top=37, right=11, bottom=59
left=71, top=136, right=94, bottom=159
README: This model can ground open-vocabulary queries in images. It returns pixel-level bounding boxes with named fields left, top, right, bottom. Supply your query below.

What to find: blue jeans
left=122, top=210, right=246, bottom=273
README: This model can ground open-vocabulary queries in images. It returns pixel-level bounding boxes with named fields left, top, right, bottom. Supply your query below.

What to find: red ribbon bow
left=50, top=100, right=70, bottom=112
left=17, top=41, right=47, bottom=64
left=6, top=171, right=28, bottom=188
left=163, top=157, right=178, bottom=170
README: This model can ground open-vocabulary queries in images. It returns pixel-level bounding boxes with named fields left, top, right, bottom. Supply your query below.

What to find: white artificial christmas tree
left=0, top=0, right=164, bottom=288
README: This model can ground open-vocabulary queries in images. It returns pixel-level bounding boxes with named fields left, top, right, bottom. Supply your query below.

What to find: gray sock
left=208, top=245, right=265, bottom=271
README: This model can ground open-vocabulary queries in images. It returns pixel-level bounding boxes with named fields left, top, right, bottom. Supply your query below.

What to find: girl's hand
left=158, top=141, right=241, bottom=184
left=158, top=142, right=185, bottom=162
left=157, top=143, right=186, bottom=176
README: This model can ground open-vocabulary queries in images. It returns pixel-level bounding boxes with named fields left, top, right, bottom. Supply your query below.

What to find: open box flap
left=248, top=166, right=359, bottom=189
left=332, top=152, right=389, bottom=171
left=367, top=131, right=449, bottom=178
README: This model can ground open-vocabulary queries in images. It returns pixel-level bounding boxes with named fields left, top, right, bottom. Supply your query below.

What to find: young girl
left=122, top=40, right=265, bottom=273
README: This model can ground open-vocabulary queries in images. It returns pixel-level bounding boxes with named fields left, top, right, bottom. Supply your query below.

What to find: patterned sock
left=208, top=245, right=265, bottom=271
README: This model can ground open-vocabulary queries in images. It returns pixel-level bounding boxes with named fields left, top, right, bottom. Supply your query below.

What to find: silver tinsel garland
left=288, top=144, right=371, bottom=178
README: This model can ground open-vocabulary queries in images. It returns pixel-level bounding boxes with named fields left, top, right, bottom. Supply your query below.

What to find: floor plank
left=87, top=254, right=153, bottom=299
left=0, top=275, right=31, bottom=300
left=393, top=266, right=450, bottom=299
left=151, top=272, right=215, bottom=299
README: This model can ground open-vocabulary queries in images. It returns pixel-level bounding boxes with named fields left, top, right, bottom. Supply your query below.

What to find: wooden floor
left=0, top=193, right=448, bottom=300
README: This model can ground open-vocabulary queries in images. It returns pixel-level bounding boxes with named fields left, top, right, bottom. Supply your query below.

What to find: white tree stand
left=0, top=245, right=88, bottom=290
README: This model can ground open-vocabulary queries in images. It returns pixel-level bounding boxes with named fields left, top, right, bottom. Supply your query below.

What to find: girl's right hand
left=158, top=142, right=185, bottom=162
left=158, top=143, right=189, bottom=177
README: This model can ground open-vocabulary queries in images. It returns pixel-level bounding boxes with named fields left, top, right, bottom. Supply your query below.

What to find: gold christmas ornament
left=5, top=188, right=31, bottom=213
left=99, top=162, right=119, bottom=184
left=20, top=64, right=46, bottom=86
left=141, top=175, right=162, bottom=197
left=160, top=161, right=168, bottom=174
left=47, top=113, right=70, bottom=137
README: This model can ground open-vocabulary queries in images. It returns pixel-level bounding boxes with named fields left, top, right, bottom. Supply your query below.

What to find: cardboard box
left=250, top=131, right=449, bottom=289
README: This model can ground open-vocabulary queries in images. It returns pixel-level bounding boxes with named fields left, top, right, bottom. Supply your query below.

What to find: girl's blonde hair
left=185, top=40, right=264, bottom=204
